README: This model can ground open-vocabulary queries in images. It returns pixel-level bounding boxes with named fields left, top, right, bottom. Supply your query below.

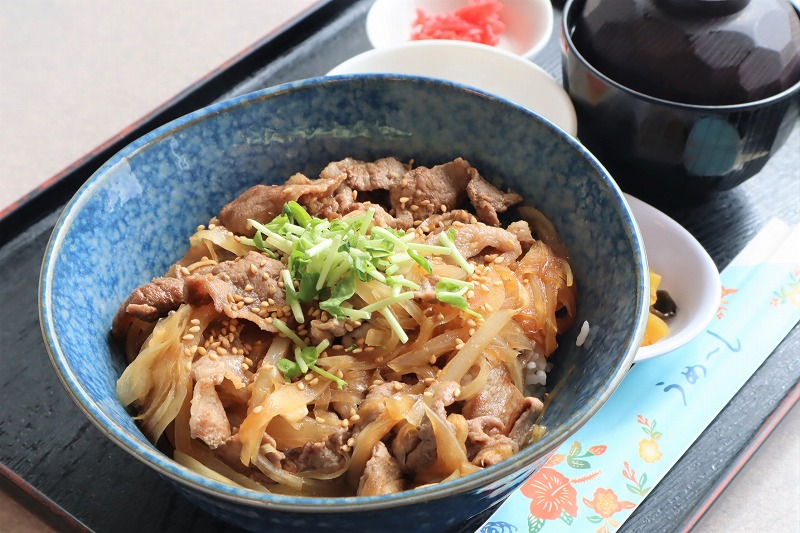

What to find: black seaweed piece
left=651, top=289, right=678, bottom=318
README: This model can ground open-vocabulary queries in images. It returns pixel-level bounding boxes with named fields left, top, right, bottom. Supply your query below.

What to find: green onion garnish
left=438, top=229, right=474, bottom=276
left=244, top=203, right=483, bottom=386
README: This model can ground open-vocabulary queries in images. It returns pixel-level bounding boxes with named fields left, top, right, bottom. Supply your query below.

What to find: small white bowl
left=625, top=194, right=722, bottom=361
left=366, top=0, right=554, bottom=58
left=328, top=40, right=577, bottom=135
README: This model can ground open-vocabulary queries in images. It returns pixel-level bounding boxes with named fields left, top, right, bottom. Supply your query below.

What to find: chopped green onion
left=282, top=224, right=306, bottom=236
left=239, top=231, right=279, bottom=258
left=319, top=273, right=357, bottom=320
left=277, top=359, right=301, bottom=381
left=278, top=339, right=333, bottom=383
left=437, top=277, right=474, bottom=291
left=306, top=237, right=334, bottom=257
left=438, top=230, right=474, bottom=275
left=282, top=269, right=304, bottom=324
left=436, top=293, right=483, bottom=319
left=366, top=268, right=386, bottom=283
left=360, top=292, right=414, bottom=313
left=283, top=201, right=312, bottom=228
left=371, top=226, right=409, bottom=251
left=406, top=242, right=451, bottom=255
left=297, top=273, right=319, bottom=303
left=356, top=208, right=375, bottom=236
left=380, top=307, right=408, bottom=343
left=337, top=306, right=371, bottom=321
left=325, top=255, right=354, bottom=288
left=316, top=235, right=343, bottom=290
left=435, top=278, right=482, bottom=318
left=294, top=347, right=309, bottom=373
left=309, top=364, right=347, bottom=389
left=386, top=276, right=421, bottom=290
left=272, top=318, right=307, bottom=348
left=388, top=252, right=412, bottom=264
left=315, top=339, right=330, bottom=354
left=248, top=219, right=293, bottom=254
left=241, top=203, right=487, bottom=368
left=408, top=249, right=433, bottom=274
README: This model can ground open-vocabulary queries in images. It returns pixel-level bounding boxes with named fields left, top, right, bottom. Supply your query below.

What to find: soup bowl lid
left=568, top=0, right=800, bottom=105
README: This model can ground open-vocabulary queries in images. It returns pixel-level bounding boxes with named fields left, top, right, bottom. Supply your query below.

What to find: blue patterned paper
left=480, top=222, right=800, bottom=533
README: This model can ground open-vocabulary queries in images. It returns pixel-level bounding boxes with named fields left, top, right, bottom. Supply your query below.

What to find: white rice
left=575, top=320, right=590, bottom=347
left=525, top=351, right=548, bottom=386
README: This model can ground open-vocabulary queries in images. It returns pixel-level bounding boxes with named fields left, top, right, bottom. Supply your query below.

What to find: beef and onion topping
left=113, top=157, right=577, bottom=496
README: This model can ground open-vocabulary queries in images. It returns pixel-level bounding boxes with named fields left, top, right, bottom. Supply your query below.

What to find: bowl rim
left=561, top=0, right=800, bottom=111
left=39, top=74, right=649, bottom=512
left=326, top=39, right=578, bottom=135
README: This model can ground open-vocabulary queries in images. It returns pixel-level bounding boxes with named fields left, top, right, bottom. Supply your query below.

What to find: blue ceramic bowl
left=40, top=75, right=648, bottom=532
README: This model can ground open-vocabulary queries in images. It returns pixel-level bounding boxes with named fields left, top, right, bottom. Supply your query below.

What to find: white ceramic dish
left=366, top=0, right=554, bottom=58
left=328, top=40, right=577, bottom=135
left=625, top=194, right=721, bottom=361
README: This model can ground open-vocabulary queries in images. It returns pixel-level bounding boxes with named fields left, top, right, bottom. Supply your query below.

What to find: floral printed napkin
left=479, top=220, right=800, bottom=533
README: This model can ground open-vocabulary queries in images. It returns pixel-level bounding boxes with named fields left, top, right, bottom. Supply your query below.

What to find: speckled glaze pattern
left=39, top=75, right=648, bottom=533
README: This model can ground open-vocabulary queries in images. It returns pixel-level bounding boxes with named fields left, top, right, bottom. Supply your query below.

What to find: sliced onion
left=389, top=329, right=462, bottom=372
left=439, top=309, right=515, bottom=384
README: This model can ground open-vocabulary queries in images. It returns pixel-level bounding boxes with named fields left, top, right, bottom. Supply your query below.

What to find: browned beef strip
left=425, top=222, right=523, bottom=264
left=418, top=209, right=477, bottom=231
left=412, top=276, right=439, bottom=303
left=466, top=171, right=523, bottom=226
left=430, top=380, right=461, bottom=407
left=339, top=157, right=407, bottom=192
left=390, top=158, right=473, bottom=226
left=283, top=427, right=348, bottom=474
left=391, top=422, right=420, bottom=467
left=507, top=220, right=535, bottom=251
left=465, top=416, right=518, bottom=467
left=302, top=194, right=340, bottom=221
left=218, top=171, right=347, bottom=236
left=192, top=353, right=247, bottom=390
left=357, top=381, right=402, bottom=427
left=357, top=442, right=405, bottom=496
left=462, top=364, right=526, bottom=435
left=342, top=202, right=406, bottom=228
left=404, top=381, right=461, bottom=473
left=183, top=251, right=285, bottom=331
left=508, top=396, right=545, bottom=448
left=189, top=378, right=231, bottom=449
left=260, top=434, right=286, bottom=467
left=309, top=317, right=347, bottom=345
left=111, top=277, right=184, bottom=339
left=310, top=157, right=405, bottom=220
left=403, top=419, right=437, bottom=474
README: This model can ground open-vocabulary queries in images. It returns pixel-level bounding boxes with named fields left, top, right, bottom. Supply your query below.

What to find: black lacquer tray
left=1, top=1, right=798, bottom=532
